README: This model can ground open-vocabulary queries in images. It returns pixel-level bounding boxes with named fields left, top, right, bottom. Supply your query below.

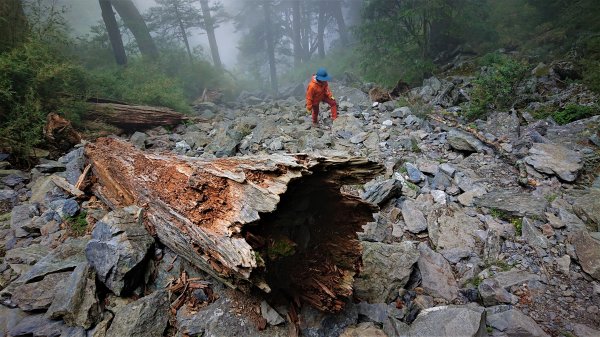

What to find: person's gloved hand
left=330, top=95, right=335, bottom=101
left=307, top=107, right=312, bottom=114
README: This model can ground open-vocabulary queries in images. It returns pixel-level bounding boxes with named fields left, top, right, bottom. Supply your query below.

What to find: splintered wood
left=85, top=137, right=384, bottom=312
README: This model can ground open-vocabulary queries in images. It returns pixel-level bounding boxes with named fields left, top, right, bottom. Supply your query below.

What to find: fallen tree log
left=85, top=138, right=384, bottom=313
left=86, top=102, right=187, bottom=130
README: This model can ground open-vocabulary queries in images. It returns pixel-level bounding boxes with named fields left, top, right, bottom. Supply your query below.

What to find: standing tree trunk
left=111, top=0, right=159, bottom=60
left=173, top=1, right=193, bottom=62
left=330, top=0, right=349, bottom=46
left=291, top=0, right=302, bottom=66
left=263, top=0, right=278, bottom=95
left=317, top=2, right=326, bottom=59
left=85, top=137, right=384, bottom=313
left=0, top=0, right=27, bottom=52
left=301, top=2, right=311, bottom=62
left=99, top=0, right=127, bottom=65
left=199, top=0, right=223, bottom=71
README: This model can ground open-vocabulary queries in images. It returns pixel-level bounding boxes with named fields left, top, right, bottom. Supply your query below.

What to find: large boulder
left=401, top=199, right=427, bottom=234
left=573, top=188, right=600, bottom=230
left=428, top=206, right=483, bottom=262
left=524, top=143, right=582, bottom=182
left=571, top=230, right=600, bottom=280
left=15, top=238, right=87, bottom=284
left=46, top=263, right=101, bottom=329
left=12, top=271, right=71, bottom=311
left=105, top=290, right=169, bottom=337
left=408, top=305, right=487, bottom=337
left=85, top=207, right=154, bottom=295
left=486, top=308, right=549, bottom=337
left=354, top=241, right=419, bottom=303
left=361, top=179, right=403, bottom=206
left=417, top=243, right=458, bottom=301
left=447, top=129, right=488, bottom=153
left=474, top=190, right=548, bottom=219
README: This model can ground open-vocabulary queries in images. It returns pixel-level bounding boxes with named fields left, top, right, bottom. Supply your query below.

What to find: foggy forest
left=0, top=1, right=599, bottom=337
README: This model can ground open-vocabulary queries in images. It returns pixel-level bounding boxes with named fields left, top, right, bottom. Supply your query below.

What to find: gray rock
left=428, top=206, right=483, bottom=262
left=457, top=186, right=487, bottom=207
left=417, top=243, right=458, bottom=301
left=354, top=241, right=419, bottom=303
left=571, top=230, right=600, bottom=280
left=572, top=323, right=600, bottom=337
left=12, top=271, right=71, bottom=311
left=59, top=147, right=85, bottom=185
left=35, top=161, right=66, bottom=173
left=46, top=263, right=100, bottom=329
left=361, top=179, right=403, bottom=206
left=0, top=306, right=28, bottom=337
left=261, top=301, right=285, bottom=326
left=487, top=308, right=549, bottom=337
left=350, top=132, right=368, bottom=144
left=521, top=217, right=548, bottom=248
left=105, top=290, right=169, bottom=337
left=573, top=188, right=600, bottom=229
left=268, top=139, right=283, bottom=151
left=448, top=129, right=488, bottom=153
left=87, top=312, right=113, bottom=337
left=439, top=163, right=456, bottom=177
left=357, top=302, right=389, bottom=323
left=49, top=198, right=79, bottom=218
left=408, top=305, right=486, bottom=337
left=340, top=322, right=388, bottom=337
left=10, top=204, right=40, bottom=237
left=2, top=174, right=27, bottom=187
left=478, top=278, right=516, bottom=306
left=493, top=270, right=541, bottom=290
left=8, top=314, right=65, bottom=337
left=430, top=171, right=451, bottom=190
left=524, top=143, right=582, bottom=181
left=392, top=107, right=412, bottom=118
left=359, top=215, right=389, bottom=243
left=299, top=302, right=359, bottom=337
left=130, top=132, right=147, bottom=149
left=555, top=255, right=571, bottom=274
left=16, top=238, right=87, bottom=284
left=474, top=190, right=548, bottom=219
left=401, top=199, right=427, bottom=233
left=405, top=163, right=425, bottom=183
left=85, top=208, right=154, bottom=295
left=4, top=244, right=50, bottom=265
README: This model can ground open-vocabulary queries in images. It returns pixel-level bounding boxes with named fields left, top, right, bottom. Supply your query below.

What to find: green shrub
left=466, top=55, right=529, bottom=120
left=65, top=211, right=88, bottom=237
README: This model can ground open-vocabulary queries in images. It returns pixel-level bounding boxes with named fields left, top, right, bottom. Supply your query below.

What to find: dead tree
left=85, top=138, right=384, bottom=312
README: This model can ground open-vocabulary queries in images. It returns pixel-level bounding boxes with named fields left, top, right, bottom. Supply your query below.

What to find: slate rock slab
left=354, top=241, right=419, bottom=303
left=474, top=190, right=548, bottom=219
left=408, top=305, right=486, bottom=337
left=417, top=243, right=458, bottom=301
left=487, top=308, right=549, bottom=337
left=573, top=188, right=600, bottom=229
left=571, top=230, right=600, bottom=281
left=361, top=179, right=402, bottom=206
left=105, top=290, right=169, bottom=337
left=85, top=208, right=154, bottom=295
left=401, top=199, right=427, bottom=234
left=524, top=143, right=582, bottom=182
left=12, top=271, right=71, bottom=311
left=15, top=238, right=87, bottom=284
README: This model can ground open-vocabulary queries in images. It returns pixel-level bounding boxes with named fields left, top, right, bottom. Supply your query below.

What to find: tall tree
left=111, top=0, right=159, bottom=60
left=329, top=0, right=348, bottom=46
left=0, top=0, right=27, bottom=52
left=145, top=0, right=202, bottom=62
left=198, top=0, right=223, bottom=70
left=291, top=0, right=302, bottom=66
left=99, top=0, right=127, bottom=65
left=316, top=1, right=326, bottom=58
left=263, top=0, right=278, bottom=94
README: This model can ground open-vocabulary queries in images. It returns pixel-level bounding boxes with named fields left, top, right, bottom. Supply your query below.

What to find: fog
left=62, top=0, right=241, bottom=67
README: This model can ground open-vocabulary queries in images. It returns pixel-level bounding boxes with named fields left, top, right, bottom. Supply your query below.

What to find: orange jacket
left=306, top=75, right=333, bottom=109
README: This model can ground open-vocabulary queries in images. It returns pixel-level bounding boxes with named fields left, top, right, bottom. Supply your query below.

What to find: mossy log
left=85, top=137, right=384, bottom=312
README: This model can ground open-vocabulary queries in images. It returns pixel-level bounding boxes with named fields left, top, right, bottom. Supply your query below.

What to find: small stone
left=556, top=255, right=570, bottom=274
left=260, top=301, right=284, bottom=326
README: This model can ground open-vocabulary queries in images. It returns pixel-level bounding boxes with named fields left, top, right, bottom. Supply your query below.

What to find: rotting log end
left=85, top=137, right=384, bottom=312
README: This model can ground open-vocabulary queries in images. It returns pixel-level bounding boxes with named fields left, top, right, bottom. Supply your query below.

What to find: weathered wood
left=85, top=137, right=384, bottom=312
left=50, top=175, right=84, bottom=198
left=86, top=103, right=187, bottom=130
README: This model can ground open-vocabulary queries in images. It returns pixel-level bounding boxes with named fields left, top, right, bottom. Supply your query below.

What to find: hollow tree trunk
left=85, top=137, right=384, bottom=312
left=99, top=0, right=127, bottom=65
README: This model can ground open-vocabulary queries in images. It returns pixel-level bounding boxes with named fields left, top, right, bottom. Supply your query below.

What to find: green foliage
left=466, top=54, right=529, bottom=120
left=512, top=218, right=523, bottom=237
left=545, top=193, right=558, bottom=203
left=533, top=104, right=599, bottom=125
left=65, top=211, right=88, bottom=237
left=0, top=39, right=89, bottom=161
left=266, top=237, right=296, bottom=260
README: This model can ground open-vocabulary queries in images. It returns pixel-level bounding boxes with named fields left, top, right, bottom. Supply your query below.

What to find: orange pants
left=312, top=97, right=337, bottom=124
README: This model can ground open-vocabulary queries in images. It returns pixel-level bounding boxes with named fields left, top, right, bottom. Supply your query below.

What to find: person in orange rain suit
left=306, top=68, right=337, bottom=127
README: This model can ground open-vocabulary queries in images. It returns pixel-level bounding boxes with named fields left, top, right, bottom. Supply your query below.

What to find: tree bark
left=173, top=1, right=193, bottom=62
left=199, top=0, right=223, bottom=71
left=85, top=137, right=384, bottom=313
left=291, top=0, right=302, bottom=66
left=99, top=0, right=127, bottom=65
left=86, top=102, right=186, bottom=130
left=317, top=2, right=326, bottom=59
left=330, top=0, right=349, bottom=46
left=262, top=0, right=278, bottom=95
left=0, top=0, right=27, bottom=52
left=111, top=0, right=159, bottom=60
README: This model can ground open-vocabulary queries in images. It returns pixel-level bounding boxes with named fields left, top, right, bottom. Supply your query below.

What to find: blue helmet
left=315, top=68, right=332, bottom=81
